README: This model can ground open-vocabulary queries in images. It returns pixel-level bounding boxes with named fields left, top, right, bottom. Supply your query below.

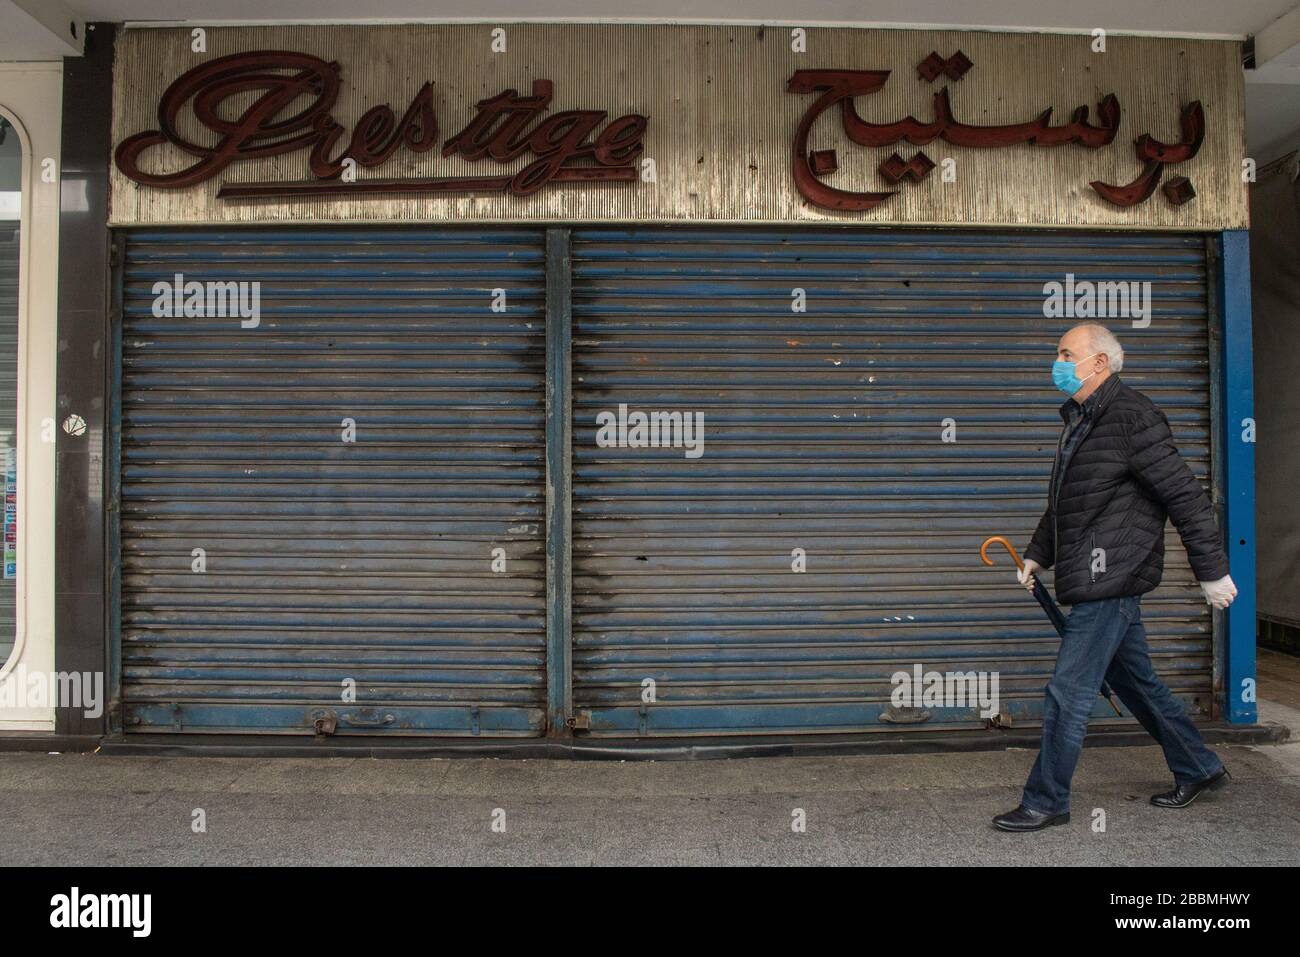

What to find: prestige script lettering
left=115, top=50, right=648, bottom=199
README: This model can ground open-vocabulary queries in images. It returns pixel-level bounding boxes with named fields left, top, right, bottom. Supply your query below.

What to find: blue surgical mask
left=1052, top=353, right=1101, bottom=395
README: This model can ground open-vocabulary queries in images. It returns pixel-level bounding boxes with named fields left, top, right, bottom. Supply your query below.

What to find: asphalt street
left=2, top=698, right=1297, bottom=866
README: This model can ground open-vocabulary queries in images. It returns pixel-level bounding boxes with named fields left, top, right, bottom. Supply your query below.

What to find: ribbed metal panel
left=119, top=228, right=547, bottom=735
left=570, top=227, right=1215, bottom=736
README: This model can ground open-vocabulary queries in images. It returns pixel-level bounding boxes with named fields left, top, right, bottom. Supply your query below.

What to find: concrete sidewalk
left=2, top=702, right=1298, bottom=866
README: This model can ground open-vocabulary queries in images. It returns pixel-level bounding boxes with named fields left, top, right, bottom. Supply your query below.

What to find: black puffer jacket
left=1024, top=374, right=1229, bottom=606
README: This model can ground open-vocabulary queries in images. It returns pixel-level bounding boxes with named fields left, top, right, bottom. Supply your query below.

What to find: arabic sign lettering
left=788, top=55, right=1206, bottom=212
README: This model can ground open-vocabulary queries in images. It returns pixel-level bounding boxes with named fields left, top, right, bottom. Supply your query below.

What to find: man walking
left=993, top=322, right=1238, bottom=833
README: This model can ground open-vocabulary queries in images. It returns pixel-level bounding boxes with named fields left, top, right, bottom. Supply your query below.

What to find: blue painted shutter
left=118, top=229, right=547, bottom=735
left=570, top=228, right=1215, bottom=736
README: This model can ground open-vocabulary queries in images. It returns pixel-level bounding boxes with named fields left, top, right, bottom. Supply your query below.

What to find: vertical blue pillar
left=1219, top=230, right=1256, bottom=724
left=545, top=228, right=573, bottom=735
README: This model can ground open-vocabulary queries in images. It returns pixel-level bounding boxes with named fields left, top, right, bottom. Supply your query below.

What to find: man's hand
left=1018, top=559, right=1042, bottom=592
left=1199, top=574, right=1237, bottom=610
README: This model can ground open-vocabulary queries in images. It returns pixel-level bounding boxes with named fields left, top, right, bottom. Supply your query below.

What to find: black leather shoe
left=1150, top=767, right=1230, bottom=808
left=992, top=805, right=1070, bottom=832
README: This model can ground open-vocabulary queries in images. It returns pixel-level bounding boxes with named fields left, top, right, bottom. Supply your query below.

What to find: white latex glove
left=1199, top=574, right=1237, bottom=610
left=1018, top=559, right=1042, bottom=593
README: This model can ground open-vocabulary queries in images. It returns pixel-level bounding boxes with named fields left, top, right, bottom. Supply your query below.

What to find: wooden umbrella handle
left=980, top=535, right=1025, bottom=572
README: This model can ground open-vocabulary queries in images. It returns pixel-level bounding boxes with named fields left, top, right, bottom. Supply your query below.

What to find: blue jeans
left=1021, top=595, right=1224, bottom=816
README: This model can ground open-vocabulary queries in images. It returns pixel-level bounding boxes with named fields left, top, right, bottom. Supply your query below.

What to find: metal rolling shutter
left=118, top=228, right=547, bottom=735
left=570, top=227, right=1215, bottom=737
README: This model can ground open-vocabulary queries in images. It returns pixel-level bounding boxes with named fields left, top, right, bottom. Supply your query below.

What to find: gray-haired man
left=993, top=322, right=1237, bottom=832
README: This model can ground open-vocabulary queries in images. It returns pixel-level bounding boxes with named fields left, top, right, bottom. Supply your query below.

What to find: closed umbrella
left=980, top=535, right=1122, bottom=717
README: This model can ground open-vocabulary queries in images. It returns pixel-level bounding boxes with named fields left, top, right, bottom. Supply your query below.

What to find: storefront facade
left=49, top=21, right=1258, bottom=743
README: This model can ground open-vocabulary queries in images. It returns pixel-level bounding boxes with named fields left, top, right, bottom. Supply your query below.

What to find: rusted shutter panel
left=570, top=227, right=1215, bottom=736
left=118, top=229, right=547, bottom=735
